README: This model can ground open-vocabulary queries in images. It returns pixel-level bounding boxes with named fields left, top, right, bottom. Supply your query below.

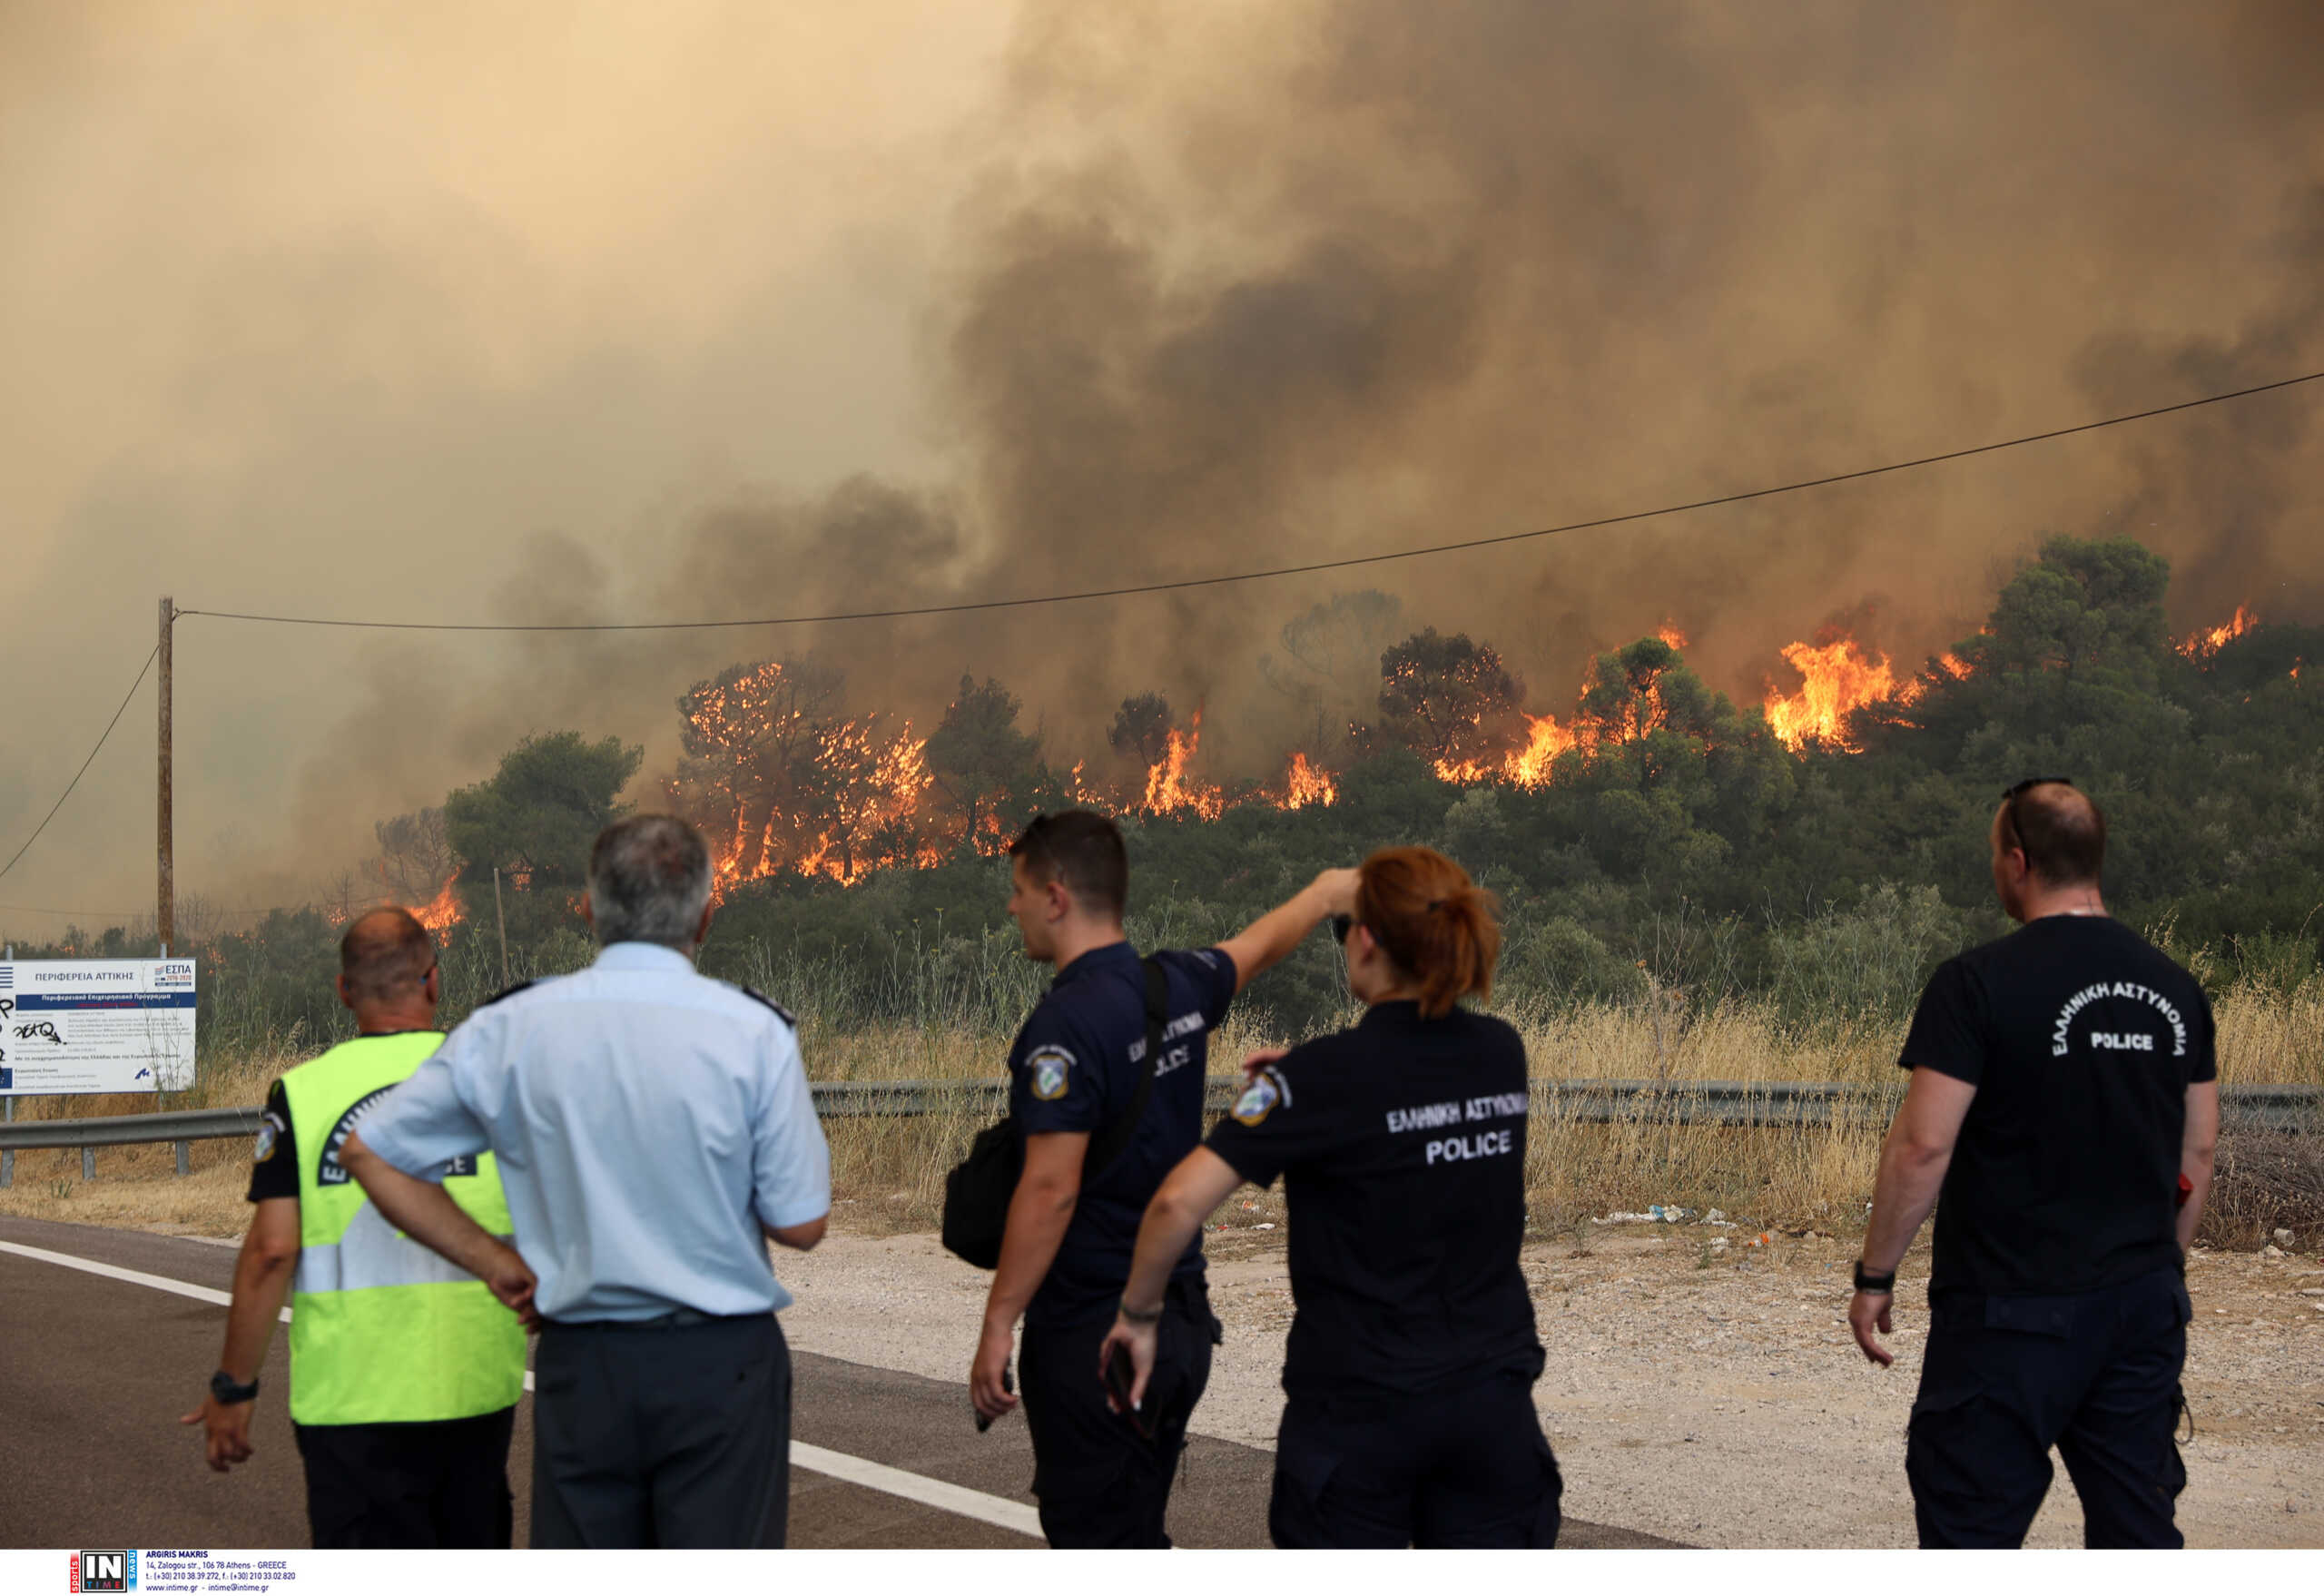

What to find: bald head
left=339, top=907, right=437, bottom=1004
left=1994, top=782, right=2106, bottom=888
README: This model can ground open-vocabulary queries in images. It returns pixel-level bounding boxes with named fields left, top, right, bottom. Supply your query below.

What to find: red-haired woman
left=1099, top=845, right=1560, bottom=1548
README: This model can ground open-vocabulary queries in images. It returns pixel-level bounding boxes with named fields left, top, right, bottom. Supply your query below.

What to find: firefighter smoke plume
left=3, top=3, right=2319, bottom=912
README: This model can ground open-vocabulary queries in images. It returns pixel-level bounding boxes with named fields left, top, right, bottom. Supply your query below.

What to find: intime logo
left=71, top=1551, right=135, bottom=1592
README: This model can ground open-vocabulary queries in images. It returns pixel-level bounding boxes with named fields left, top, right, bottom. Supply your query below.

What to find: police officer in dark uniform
left=1850, top=779, right=2220, bottom=1548
left=1102, top=844, right=1561, bottom=1549
left=966, top=809, right=1355, bottom=1548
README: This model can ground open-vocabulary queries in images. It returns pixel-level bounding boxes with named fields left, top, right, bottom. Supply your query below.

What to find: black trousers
left=1018, top=1277, right=1217, bottom=1549
left=532, top=1312, right=792, bottom=1549
left=292, top=1405, right=516, bottom=1549
left=1269, top=1366, right=1562, bottom=1549
left=1906, top=1266, right=2191, bottom=1548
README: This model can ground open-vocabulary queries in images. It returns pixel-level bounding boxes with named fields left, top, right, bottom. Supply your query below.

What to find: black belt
left=544, top=1307, right=770, bottom=1331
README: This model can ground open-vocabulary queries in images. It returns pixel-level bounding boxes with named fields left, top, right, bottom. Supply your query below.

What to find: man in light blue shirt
left=343, top=813, right=830, bottom=1550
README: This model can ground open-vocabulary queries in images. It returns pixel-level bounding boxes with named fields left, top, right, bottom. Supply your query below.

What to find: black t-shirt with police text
left=1206, top=1000, right=1541, bottom=1399
left=1899, top=915, right=2215, bottom=1298
left=1009, top=941, right=1238, bottom=1328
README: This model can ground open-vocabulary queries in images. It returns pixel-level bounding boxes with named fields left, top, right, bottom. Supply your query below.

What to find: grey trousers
left=532, top=1312, right=792, bottom=1549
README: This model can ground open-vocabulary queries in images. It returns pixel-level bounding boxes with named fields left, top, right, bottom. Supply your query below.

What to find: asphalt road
left=1, top=1215, right=1677, bottom=1550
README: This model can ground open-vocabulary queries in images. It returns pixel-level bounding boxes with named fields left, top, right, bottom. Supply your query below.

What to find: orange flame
left=1763, top=638, right=1903, bottom=752
left=1138, top=711, right=1226, bottom=820
left=2178, top=606, right=2258, bottom=661
left=1283, top=752, right=1338, bottom=809
left=412, top=875, right=465, bottom=933
left=1433, top=712, right=1583, bottom=789
left=1656, top=623, right=1689, bottom=651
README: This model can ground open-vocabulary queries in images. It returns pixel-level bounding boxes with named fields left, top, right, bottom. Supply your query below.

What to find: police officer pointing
left=1104, top=846, right=1561, bottom=1549
left=1851, top=779, right=2220, bottom=1548
left=968, top=809, right=1355, bottom=1548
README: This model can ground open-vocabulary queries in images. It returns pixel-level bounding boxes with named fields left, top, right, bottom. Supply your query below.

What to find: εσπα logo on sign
left=152, top=963, right=195, bottom=990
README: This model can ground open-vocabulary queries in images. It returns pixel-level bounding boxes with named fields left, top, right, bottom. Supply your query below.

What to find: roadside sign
left=0, top=959, right=196, bottom=1094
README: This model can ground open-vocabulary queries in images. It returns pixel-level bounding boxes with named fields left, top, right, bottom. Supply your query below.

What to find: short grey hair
left=587, top=814, right=714, bottom=949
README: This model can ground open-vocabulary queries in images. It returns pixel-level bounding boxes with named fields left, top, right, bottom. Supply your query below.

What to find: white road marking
left=789, top=1442, right=1043, bottom=1539
left=0, top=1236, right=1043, bottom=1542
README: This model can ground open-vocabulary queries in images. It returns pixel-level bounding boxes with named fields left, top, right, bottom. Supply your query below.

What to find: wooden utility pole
left=157, top=596, right=174, bottom=956
left=493, top=866, right=510, bottom=988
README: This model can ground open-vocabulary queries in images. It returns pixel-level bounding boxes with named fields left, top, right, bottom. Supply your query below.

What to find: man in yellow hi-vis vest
left=182, top=907, right=528, bottom=1548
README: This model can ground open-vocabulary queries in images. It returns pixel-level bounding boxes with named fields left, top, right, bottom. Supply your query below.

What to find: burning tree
left=1107, top=693, right=1176, bottom=770
left=372, top=808, right=456, bottom=903
left=673, top=658, right=849, bottom=882
left=366, top=807, right=465, bottom=930
left=673, top=658, right=955, bottom=888
left=1374, top=627, right=1528, bottom=772
left=804, top=714, right=935, bottom=881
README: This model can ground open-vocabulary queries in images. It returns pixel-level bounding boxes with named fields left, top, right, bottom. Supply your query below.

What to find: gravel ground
left=782, top=1204, right=2323, bottom=1550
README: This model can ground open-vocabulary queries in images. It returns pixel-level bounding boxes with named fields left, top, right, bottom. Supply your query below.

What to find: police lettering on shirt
left=1204, top=1001, right=1542, bottom=1397
left=1898, top=915, right=2217, bottom=1299
left=1384, top=1089, right=1528, bottom=1165
left=1007, top=942, right=1243, bottom=1326
left=2049, top=980, right=2189, bottom=1058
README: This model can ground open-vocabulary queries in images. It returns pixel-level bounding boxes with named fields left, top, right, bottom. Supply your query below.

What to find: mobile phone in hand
left=1104, top=1345, right=1153, bottom=1441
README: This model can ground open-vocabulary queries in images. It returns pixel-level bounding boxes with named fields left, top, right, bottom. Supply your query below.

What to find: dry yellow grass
left=6, top=983, right=2315, bottom=1242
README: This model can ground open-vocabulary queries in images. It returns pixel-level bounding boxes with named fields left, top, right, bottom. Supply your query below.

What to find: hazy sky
left=4, top=1, right=2319, bottom=931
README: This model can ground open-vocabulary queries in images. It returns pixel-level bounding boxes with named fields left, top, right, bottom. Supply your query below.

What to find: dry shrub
left=2199, top=1135, right=2324, bottom=1250
left=7, top=986, right=2313, bottom=1245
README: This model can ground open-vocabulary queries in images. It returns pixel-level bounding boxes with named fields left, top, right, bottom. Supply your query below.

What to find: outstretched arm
left=341, top=1133, right=538, bottom=1326
left=1216, top=868, right=1359, bottom=995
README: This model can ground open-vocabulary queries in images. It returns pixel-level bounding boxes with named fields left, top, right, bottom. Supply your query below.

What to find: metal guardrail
left=2, top=1079, right=2314, bottom=1187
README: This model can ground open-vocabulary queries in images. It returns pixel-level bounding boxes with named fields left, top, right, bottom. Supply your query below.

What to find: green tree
left=1974, top=535, right=2171, bottom=684
left=924, top=675, right=1042, bottom=849
left=445, top=732, right=644, bottom=897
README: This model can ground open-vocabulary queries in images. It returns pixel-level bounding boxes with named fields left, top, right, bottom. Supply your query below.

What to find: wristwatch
left=1853, top=1262, right=1896, bottom=1294
left=210, top=1369, right=261, bottom=1405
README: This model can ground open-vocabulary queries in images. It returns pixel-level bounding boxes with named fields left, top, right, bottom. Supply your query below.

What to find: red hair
left=1354, top=845, right=1501, bottom=1019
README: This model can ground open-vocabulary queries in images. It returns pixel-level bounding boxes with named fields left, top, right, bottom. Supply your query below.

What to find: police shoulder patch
left=1027, top=1045, right=1074, bottom=1101
left=251, top=1111, right=282, bottom=1165
left=739, top=985, right=798, bottom=1027
left=1231, top=1066, right=1290, bottom=1128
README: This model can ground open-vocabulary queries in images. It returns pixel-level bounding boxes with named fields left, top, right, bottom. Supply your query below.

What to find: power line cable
left=0, top=643, right=161, bottom=884
left=175, top=366, right=2324, bottom=635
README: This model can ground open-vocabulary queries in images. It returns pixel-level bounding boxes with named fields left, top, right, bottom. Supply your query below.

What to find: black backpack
left=940, top=957, right=1169, bottom=1270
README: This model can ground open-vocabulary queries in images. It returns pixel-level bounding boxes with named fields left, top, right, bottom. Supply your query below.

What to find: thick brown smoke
left=4, top=1, right=2320, bottom=920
